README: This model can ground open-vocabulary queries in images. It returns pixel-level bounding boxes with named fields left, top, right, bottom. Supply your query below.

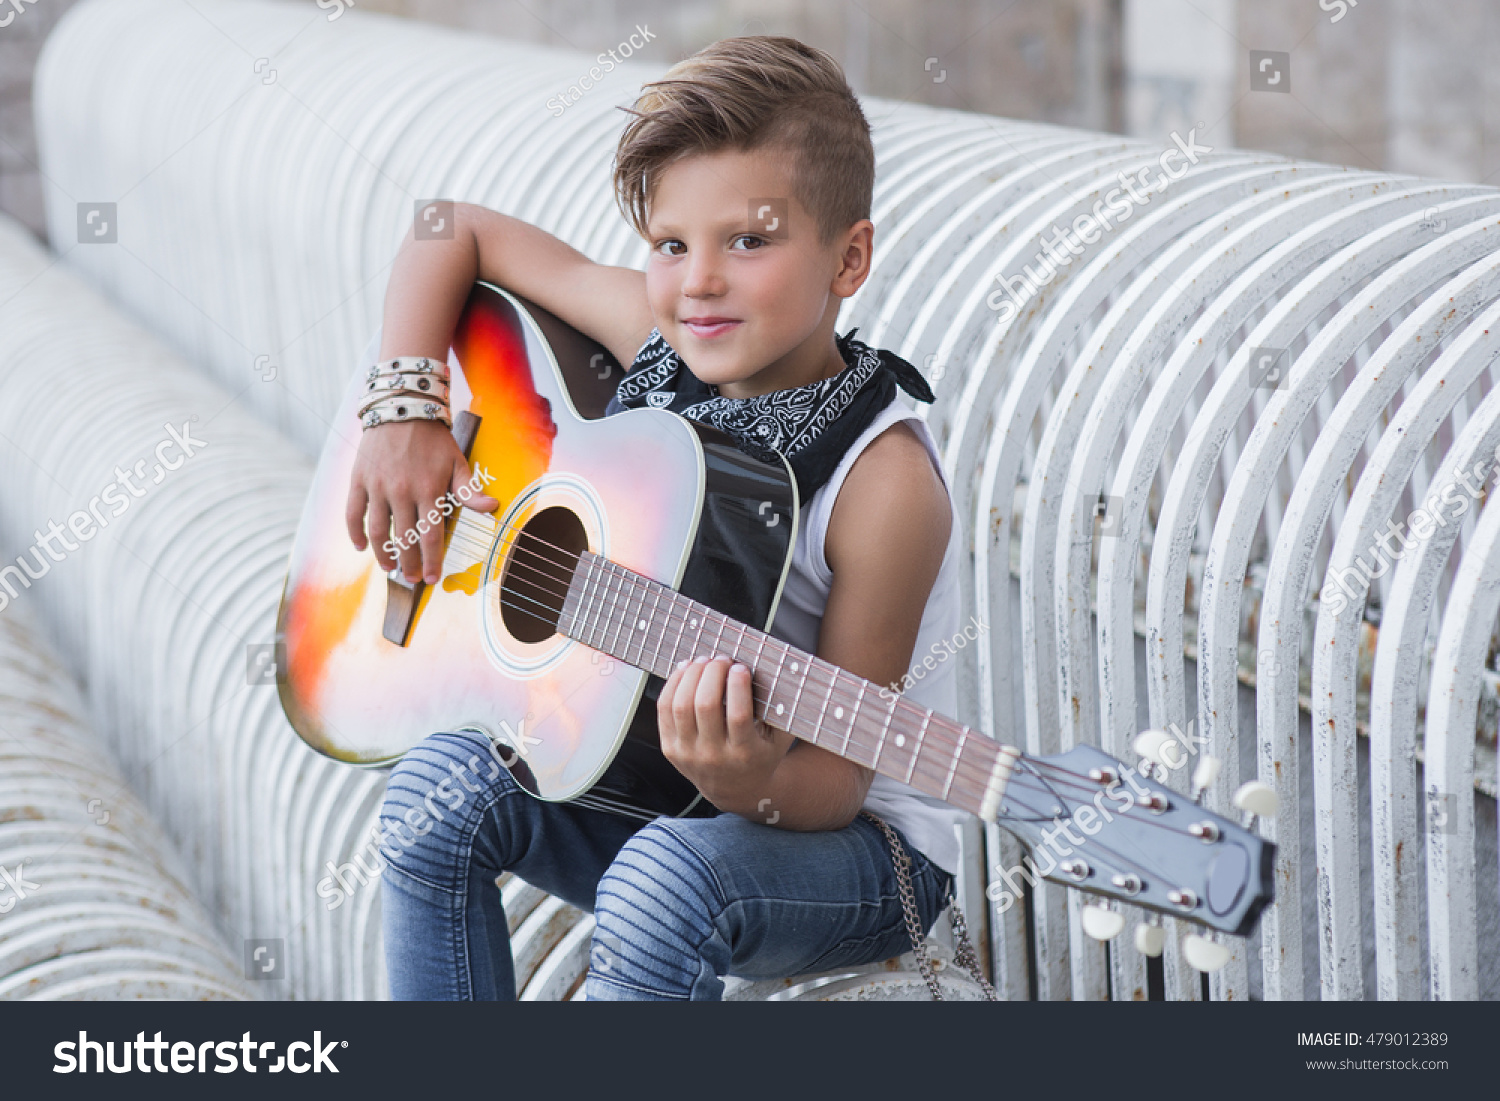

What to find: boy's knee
left=594, top=820, right=722, bottom=927
left=379, top=730, right=511, bottom=856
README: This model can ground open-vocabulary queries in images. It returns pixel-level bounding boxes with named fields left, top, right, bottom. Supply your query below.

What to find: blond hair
left=612, top=36, right=874, bottom=247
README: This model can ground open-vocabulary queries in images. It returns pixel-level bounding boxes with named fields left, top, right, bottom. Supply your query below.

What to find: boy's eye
left=655, top=239, right=685, bottom=257
left=732, top=235, right=765, bottom=251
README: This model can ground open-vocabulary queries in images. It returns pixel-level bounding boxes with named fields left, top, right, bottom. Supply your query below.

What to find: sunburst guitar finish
left=275, top=283, right=799, bottom=813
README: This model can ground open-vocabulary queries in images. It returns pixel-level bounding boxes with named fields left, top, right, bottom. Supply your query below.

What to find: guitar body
left=275, top=283, right=798, bottom=813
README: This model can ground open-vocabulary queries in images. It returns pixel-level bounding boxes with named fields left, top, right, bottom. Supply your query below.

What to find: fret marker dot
left=834, top=706, right=844, bottom=720
left=637, top=619, right=645, bottom=630
left=791, top=661, right=799, bottom=673
left=895, top=734, right=906, bottom=747
left=690, top=618, right=698, bottom=628
left=774, top=703, right=784, bottom=716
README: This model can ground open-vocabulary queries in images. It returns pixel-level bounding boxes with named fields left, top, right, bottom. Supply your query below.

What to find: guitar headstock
left=991, top=740, right=1275, bottom=968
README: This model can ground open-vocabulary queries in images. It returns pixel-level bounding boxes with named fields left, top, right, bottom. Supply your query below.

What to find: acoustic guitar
left=274, top=281, right=1275, bottom=961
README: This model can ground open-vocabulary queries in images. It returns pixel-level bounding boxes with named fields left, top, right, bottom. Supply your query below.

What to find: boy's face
left=644, top=146, right=865, bottom=397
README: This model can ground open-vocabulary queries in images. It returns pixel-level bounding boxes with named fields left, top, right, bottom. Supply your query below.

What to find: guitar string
left=492, top=537, right=1191, bottom=888
left=487, top=537, right=1024, bottom=806
left=464, top=519, right=1213, bottom=824
left=395, top=511, right=1233, bottom=854
left=480, top=527, right=1217, bottom=842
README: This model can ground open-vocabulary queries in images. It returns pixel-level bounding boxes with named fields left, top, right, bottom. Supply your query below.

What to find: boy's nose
left=681, top=255, right=727, bottom=297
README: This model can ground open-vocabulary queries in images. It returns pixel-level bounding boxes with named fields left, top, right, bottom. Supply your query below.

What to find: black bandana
left=606, top=327, right=935, bottom=500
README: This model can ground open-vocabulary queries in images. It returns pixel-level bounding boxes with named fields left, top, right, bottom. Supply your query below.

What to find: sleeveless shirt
left=764, top=393, right=970, bottom=875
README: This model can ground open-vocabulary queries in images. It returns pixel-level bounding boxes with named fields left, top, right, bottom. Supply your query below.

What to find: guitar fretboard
left=556, top=550, right=1018, bottom=822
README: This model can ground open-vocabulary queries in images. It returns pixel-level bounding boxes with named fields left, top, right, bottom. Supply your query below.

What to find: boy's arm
left=658, top=421, right=953, bottom=831
left=347, top=203, right=654, bottom=583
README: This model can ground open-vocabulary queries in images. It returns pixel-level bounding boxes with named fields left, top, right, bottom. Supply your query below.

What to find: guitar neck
left=557, top=550, right=1018, bottom=822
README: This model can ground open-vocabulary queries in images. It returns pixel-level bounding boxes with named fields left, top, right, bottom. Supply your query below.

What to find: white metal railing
left=0, top=602, right=252, bottom=999
left=16, top=0, right=1498, bottom=1000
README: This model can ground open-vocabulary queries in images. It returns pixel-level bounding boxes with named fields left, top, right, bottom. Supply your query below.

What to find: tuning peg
left=1081, top=903, right=1125, bottom=942
left=1132, top=728, right=1173, bottom=770
left=1232, top=780, right=1279, bottom=821
left=1183, top=934, right=1231, bottom=973
left=1134, top=923, right=1165, bottom=957
left=1191, top=754, right=1221, bottom=799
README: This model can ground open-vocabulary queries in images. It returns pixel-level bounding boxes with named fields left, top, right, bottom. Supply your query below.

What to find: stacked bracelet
left=358, top=355, right=454, bottom=429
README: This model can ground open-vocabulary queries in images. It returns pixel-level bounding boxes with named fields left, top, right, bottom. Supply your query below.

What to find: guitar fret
left=752, top=632, right=767, bottom=722
left=576, top=554, right=599, bottom=646
left=587, top=557, right=608, bottom=651
left=665, top=591, right=691, bottom=667
left=843, top=681, right=865, bottom=757
left=612, top=565, right=635, bottom=666
left=906, top=710, right=932, bottom=784
left=603, top=563, right=626, bottom=661
left=810, top=659, right=832, bottom=756
left=788, top=648, right=806, bottom=733
left=877, top=696, right=896, bottom=773
left=767, top=645, right=787, bottom=728
left=712, top=613, right=726, bottom=655
left=943, top=727, right=968, bottom=800
left=629, top=573, right=651, bottom=670
left=647, top=584, right=666, bottom=675
left=692, top=604, right=707, bottom=654
left=576, top=554, right=594, bottom=645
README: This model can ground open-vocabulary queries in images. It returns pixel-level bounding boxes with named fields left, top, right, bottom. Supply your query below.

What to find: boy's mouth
left=681, top=317, right=741, bottom=339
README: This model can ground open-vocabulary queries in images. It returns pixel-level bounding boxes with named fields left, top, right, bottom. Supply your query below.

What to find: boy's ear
left=832, top=219, right=875, bottom=297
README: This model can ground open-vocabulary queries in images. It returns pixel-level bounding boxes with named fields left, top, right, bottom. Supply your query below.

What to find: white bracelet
left=361, top=371, right=451, bottom=407
left=360, top=394, right=453, bottom=429
left=366, top=355, right=450, bottom=383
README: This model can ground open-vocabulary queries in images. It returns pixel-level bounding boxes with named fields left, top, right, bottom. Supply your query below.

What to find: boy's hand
left=658, top=656, right=796, bottom=817
left=345, top=420, right=498, bottom=584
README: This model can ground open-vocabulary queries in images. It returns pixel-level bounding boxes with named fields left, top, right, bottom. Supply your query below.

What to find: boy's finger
left=658, top=662, right=682, bottom=738
left=693, top=657, right=731, bottom=742
left=669, top=657, right=712, bottom=748
left=417, top=493, right=446, bottom=584
left=392, top=504, right=422, bottom=582
left=346, top=483, right=370, bottom=551
left=723, top=662, right=764, bottom=747
left=451, top=458, right=498, bottom=514
left=368, top=498, right=394, bottom=572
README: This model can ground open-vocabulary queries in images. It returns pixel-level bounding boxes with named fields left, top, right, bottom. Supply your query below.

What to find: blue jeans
left=378, top=730, right=954, bottom=1000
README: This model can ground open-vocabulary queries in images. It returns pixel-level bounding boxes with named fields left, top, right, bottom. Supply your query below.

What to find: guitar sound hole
left=499, top=505, right=587, bottom=643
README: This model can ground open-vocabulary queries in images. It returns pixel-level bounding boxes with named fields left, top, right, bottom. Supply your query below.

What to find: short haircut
left=612, top=35, right=874, bottom=247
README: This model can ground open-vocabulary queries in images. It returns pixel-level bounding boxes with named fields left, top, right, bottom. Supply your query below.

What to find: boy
left=347, top=35, right=973, bottom=1000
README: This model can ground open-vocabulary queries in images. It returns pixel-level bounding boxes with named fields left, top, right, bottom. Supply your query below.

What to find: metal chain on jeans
left=860, top=810, right=997, bottom=1001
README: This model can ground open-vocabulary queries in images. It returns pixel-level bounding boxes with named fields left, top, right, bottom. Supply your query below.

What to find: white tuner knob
left=1191, top=754, right=1222, bottom=794
left=1081, top=904, right=1126, bottom=942
left=1135, top=923, right=1165, bottom=958
left=1132, top=728, right=1173, bottom=769
left=1232, top=780, right=1279, bottom=819
left=1183, top=934, right=1231, bottom=973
